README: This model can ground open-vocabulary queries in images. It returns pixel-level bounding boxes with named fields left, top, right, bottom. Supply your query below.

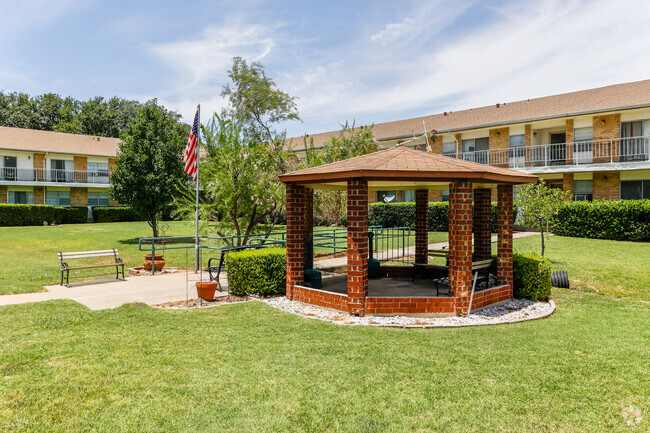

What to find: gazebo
left=279, top=146, right=538, bottom=316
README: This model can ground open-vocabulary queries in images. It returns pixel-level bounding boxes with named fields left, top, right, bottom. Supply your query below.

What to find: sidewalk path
left=0, top=271, right=228, bottom=310
left=314, top=231, right=539, bottom=270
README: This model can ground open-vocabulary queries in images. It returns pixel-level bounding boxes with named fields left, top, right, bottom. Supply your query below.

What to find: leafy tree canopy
left=110, top=99, right=188, bottom=238
left=515, top=179, right=572, bottom=256
left=0, top=91, right=142, bottom=137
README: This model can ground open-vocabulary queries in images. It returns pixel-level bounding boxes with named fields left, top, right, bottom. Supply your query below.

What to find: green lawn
left=508, top=234, right=650, bottom=303
left=0, top=290, right=648, bottom=432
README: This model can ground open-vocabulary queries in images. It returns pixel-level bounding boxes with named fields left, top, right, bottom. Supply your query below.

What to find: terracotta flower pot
left=196, top=281, right=218, bottom=301
left=145, top=254, right=165, bottom=261
left=143, top=259, right=165, bottom=271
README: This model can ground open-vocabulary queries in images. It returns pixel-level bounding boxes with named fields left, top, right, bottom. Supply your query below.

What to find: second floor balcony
left=0, top=168, right=110, bottom=185
left=447, top=136, right=650, bottom=171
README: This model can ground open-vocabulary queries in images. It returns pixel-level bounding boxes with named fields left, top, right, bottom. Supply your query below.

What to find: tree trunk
left=540, top=227, right=545, bottom=256
left=149, top=214, right=158, bottom=239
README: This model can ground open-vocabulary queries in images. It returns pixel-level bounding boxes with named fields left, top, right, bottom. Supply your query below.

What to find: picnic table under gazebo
left=279, top=146, right=537, bottom=316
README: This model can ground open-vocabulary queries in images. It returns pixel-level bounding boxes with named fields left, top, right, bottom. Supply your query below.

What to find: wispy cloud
left=370, top=18, right=416, bottom=44
left=145, top=21, right=277, bottom=119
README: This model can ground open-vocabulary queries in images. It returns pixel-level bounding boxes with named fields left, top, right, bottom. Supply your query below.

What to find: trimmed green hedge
left=512, top=253, right=552, bottom=301
left=552, top=200, right=650, bottom=241
left=0, top=204, right=87, bottom=226
left=369, top=202, right=506, bottom=232
left=92, top=206, right=144, bottom=223
left=59, top=207, right=88, bottom=224
left=225, top=248, right=286, bottom=296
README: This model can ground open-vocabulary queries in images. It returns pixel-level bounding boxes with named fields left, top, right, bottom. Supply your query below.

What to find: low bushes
left=552, top=200, right=650, bottom=241
left=225, top=248, right=286, bottom=296
left=92, top=206, right=143, bottom=223
left=512, top=253, right=552, bottom=301
left=369, top=202, right=505, bottom=232
left=0, top=204, right=87, bottom=226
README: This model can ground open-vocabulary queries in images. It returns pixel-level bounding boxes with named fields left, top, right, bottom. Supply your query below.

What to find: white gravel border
left=262, top=297, right=556, bottom=328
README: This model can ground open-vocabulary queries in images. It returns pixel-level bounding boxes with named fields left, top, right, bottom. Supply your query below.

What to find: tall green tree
left=110, top=99, right=188, bottom=238
left=515, top=179, right=572, bottom=256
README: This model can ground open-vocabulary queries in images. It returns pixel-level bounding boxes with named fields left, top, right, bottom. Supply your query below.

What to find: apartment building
left=0, top=126, right=120, bottom=218
left=291, top=80, right=650, bottom=203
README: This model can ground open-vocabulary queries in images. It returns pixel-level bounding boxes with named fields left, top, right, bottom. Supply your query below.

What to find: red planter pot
left=196, top=282, right=218, bottom=301
left=143, top=254, right=165, bottom=271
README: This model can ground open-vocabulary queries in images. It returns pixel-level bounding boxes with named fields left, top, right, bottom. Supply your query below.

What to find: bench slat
left=66, top=263, right=125, bottom=270
left=61, top=253, right=118, bottom=260
left=59, top=249, right=117, bottom=257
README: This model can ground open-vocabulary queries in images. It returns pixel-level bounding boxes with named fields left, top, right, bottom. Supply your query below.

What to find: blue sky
left=2, top=0, right=649, bottom=137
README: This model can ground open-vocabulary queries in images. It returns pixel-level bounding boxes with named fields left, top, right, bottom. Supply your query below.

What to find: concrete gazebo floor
left=313, top=273, right=452, bottom=298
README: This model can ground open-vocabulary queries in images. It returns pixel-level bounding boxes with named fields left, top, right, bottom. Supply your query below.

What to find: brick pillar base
left=347, top=179, right=368, bottom=316
left=497, top=184, right=514, bottom=292
left=473, top=188, right=492, bottom=261
left=415, top=189, right=429, bottom=264
left=449, top=181, right=473, bottom=314
left=286, top=184, right=307, bottom=300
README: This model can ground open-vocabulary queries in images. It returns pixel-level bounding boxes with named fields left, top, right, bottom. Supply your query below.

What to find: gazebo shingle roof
left=280, top=146, right=538, bottom=185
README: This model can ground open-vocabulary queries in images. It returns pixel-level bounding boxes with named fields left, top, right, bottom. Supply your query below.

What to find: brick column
left=497, top=184, right=514, bottom=293
left=347, top=179, right=368, bottom=316
left=415, top=189, right=429, bottom=264
left=473, top=188, right=492, bottom=261
left=286, top=184, right=307, bottom=300
left=449, top=181, right=473, bottom=313
left=304, top=188, right=314, bottom=268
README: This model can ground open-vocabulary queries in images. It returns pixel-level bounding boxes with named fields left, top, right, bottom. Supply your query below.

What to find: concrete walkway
left=0, top=271, right=228, bottom=310
left=314, top=231, right=539, bottom=270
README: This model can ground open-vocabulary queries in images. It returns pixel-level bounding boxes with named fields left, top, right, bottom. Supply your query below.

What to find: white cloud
left=282, top=0, right=650, bottom=136
left=370, top=18, right=416, bottom=44
left=145, top=22, right=276, bottom=120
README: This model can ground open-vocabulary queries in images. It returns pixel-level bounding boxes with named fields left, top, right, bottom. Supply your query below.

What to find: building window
left=50, top=159, right=72, bottom=182
left=8, top=190, right=33, bottom=204
left=461, top=137, right=489, bottom=164
left=401, top=190, right=415, bottom=202
left=573, top=127, right=593, bottom=164
left=441, top=189, right=449, bottom=202
left=88, top=162, right=110, bottom=184
left=88, top=191, right=109, bottom=207
left=2, top=156, right=17, bottom=181
left=620, top=180, right=650, bottom=200
left=376, top=191, right=397, bottom=203
left=572, top=180, right=593, bottom=201
left=46, top=190, right=71, bottom=207
left=620, top=121, right=647, bottom=162
left=442, top=142, right=456, bottom=157
left=509, top=134, right=526, bottom=167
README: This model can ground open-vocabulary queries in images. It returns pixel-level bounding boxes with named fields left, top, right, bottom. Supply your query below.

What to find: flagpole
left=194, top=104, right=201, bottom=273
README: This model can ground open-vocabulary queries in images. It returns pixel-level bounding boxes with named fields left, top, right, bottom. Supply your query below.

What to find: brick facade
left=448, top=181, right=473, bottom=313
left=429, top=135, right=443, bottom=154
left=33, top=187, right=44, bottom=205
left=497, top=184, right=514, bottom=291
left=74, top=156, right=88, bottom=183
left=0, top=186, right=6, bottom=203
left=346, top=179, right=368, bottom=315
left=593, top=171, right=620, bottom=200
left=428, top=190, right=442, bottom=202
left=473, top=188, right=492, bottom=261
left=565, top=119, right=574, bottom=164
left=415, top=189, right=428, bottom=264
left=285, top=184, right=307, bottom=300
left=33, top=153, right=46, bottom=181
left=524, top=124, right=532, bottom=167
left=71, top=187, right=87, bottom=207
left=563, top=172, right=574, bottom=195
left=593, top=114, right=621, bottom=163
left=293, top=286, right=348, bottom=312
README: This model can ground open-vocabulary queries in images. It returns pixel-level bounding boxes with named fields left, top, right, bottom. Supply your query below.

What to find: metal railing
left=0, top=167, right=110, bottom=184
left=449, top=135, right=650, bottom=169
left=137, top=226, right=418, bottom=274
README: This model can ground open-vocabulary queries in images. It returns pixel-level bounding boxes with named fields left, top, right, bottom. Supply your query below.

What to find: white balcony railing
left=448, top=136, right=650, bottom=169
left=0, top=168, right=110, bottom=184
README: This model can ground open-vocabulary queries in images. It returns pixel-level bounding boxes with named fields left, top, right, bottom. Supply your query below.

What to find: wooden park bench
left=413, top=252, right=493, bottom=296
left=58, top=249, right=126, bottom=287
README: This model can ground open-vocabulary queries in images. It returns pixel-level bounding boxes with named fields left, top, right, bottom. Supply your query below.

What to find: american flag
left=184, top=109, right=199, bottom=181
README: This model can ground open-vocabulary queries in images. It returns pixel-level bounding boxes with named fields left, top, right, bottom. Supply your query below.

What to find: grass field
left=0, top=290, right=648, bottom=432
left=0, top=223, right=648, bottom=431
left=0, top=222, right=448, bottom=295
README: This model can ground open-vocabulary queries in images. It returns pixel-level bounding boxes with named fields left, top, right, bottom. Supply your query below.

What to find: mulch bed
left=153, top=295, right=249, bottom=309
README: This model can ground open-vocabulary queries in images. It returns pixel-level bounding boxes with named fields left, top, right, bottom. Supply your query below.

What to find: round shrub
left=224, top=247, right=286, bottom=296
left=512, top=253, right=552, bottom=301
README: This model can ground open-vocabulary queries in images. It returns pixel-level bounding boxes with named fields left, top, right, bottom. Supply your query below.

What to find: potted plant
left=196, top=281, right=218, bottom=301
left=143, top=253, right=165, bottom=271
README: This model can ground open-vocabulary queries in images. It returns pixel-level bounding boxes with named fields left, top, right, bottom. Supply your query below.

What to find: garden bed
left=153, top=295, right=249, bottom=309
